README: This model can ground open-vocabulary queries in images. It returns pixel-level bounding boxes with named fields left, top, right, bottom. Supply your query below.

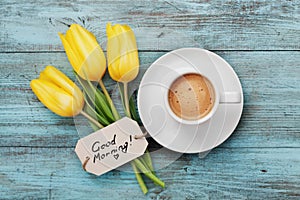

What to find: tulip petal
left=30, top=79, right=75, bottom=117
left=65, top=29, right=83, bottom=62
left=41, top=66, right=84, bottom=115
left=39, top=66, right=74, bottom=94
left=106, top=23, right=139, bottom=82
left=60, top=24, right=106, bottom=81
left=32, top=66, right=84, bottom=117
left=59, top=32, right=82, bottom=72
left=79, top=46, right=106, bottom=81
left=119, top=51, right=139, bottom=82
left=108, top=58, right=121, bottom=81
left=70, top=24, right=98, bottom=59
left=106, top=23, right=121, bottom=81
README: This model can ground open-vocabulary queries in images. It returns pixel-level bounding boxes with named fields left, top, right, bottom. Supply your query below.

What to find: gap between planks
left=0, top=50, right=300, bottom=54
left=0, top=146, right=299, bottom=149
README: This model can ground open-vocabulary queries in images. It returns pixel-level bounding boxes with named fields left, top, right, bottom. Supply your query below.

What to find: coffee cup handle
left=220, top=92, right=241, bottom=103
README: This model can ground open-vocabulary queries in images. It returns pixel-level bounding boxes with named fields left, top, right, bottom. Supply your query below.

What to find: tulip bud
left=30, top=66, right=84, bottom=117
left=59, top=24, right=106, bottom=81
left=106, top=23, right=139, bottom=83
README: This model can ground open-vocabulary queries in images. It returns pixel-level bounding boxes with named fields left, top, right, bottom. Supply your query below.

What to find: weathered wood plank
left=1, top=0, right=299, bottom=199
left=0, top=0, right=299, bottom=51
left=0, top=51, right=299, bottom=148
left=0, top=147, right=299, bottom=199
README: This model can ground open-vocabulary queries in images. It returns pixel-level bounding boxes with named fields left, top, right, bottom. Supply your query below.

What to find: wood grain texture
left=0, top=51, right=299, bottom=148
left=1, top=0, right=300, bottom=199
left=1, top=147, right=300, bottom=199
left=0, top=0, right=299, bottom=51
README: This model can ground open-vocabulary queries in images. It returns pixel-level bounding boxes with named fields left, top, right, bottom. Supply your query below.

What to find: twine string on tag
left=82, top=156, right=90, bottom=171
left=134, top=132, right=148, bottom=139
left=81, top=132, right=147, bottom=170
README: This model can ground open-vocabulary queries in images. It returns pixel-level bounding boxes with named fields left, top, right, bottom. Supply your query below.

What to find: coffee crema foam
left=168, top=73, right=215, bottom=120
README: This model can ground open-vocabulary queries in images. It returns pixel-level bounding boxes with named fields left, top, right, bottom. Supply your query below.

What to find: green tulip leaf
left=94, top=91, right=115, bottom=122
left=80, top=73, right=115, bottom=122
left=84, top=93, right=110, bottom=126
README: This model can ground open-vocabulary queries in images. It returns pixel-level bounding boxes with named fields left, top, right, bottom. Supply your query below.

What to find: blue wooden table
left=0, top=0, right=299, bottom=199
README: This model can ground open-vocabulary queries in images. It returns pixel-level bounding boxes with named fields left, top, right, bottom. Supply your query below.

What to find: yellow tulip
left=59, top=24, right=106, bottom=81
left=106, top=23, right=139, bottom=83
left=30, top=66, right=84, bottom=117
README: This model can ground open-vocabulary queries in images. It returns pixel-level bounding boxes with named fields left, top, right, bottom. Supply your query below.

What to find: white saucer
left=137, top=48, right=243, bottom=153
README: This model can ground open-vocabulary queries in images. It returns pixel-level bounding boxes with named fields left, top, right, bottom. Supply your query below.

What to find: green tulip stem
left=123, top=82, right=131, bottom=118
left=131, top=162, right=148, bottom=194
left=80, top=110, right=104, bottom=128
left=133, top=159, right=165, bottom=188
left=98, top=80, right=120, bottom=120
left=143, top=150, right=155, bottom=174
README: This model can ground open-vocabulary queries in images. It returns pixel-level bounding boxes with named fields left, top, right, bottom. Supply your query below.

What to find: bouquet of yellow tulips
left=30, top=23, right=164, bottom=194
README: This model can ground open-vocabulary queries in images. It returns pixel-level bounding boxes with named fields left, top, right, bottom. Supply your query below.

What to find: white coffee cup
left=164, top=68, right=240, bottom=125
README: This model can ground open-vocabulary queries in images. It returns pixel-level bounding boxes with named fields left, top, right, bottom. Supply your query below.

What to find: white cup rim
left=164, top=71, right=220, bottom=125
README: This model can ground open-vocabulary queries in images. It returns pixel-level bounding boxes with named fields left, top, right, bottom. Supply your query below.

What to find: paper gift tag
left=75, top=117, right=148, bottom=176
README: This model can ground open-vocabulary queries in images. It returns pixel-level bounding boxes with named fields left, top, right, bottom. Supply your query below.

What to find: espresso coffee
left=168, top=73, right=215, bottom=120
